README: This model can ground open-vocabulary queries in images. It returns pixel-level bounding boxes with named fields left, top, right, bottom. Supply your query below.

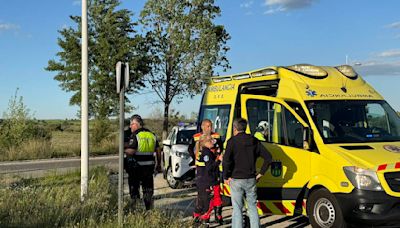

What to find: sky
left=0, top=0, right=399, bottom=119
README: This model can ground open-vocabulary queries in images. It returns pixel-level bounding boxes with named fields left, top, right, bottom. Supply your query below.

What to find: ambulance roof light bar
left=251, top=68, right=277, bottom=77
left=286, top=64, right=328, bottom=79
left=212, top=76, right=232, bottom=83
left=335, top=65, right=358, bottom=80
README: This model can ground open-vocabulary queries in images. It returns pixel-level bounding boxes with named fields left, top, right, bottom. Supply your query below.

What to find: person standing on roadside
left=194, top=134, right=223, bottom=225
left=189, top=119, right=224, bottom=223
left=188, top=119, right=223, bottom=167
left=124, top=114, right=161, bottom=210
left=223, top=118, right=272, bottom=228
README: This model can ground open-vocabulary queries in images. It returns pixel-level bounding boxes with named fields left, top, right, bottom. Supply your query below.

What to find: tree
left=46, top=0, right=150, bottom=119
left=140, top=0, right=230, bottom=139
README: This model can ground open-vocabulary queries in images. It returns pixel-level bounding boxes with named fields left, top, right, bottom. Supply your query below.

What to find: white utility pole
left=81, top=0, right=89, bottom=201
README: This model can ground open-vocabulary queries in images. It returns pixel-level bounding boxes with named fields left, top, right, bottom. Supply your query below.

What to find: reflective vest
left=194, top=132, right=221, bottom=167
left=136, top=131, right=157, bottom=156
left=254, top=132, right=266, bottom=141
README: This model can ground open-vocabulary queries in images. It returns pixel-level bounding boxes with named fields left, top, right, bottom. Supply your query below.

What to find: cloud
left=355, top=61, right=400, bottom=76
left=264, top=0, right=318, bottom=10
left=240, top=1, right=254, bottom=8
left=0, top=23, right=19, bottom=31
left=264, top=7, right=285, bottom=15
left=385, top=21, right=400, bottom=29
left=377, top=49, right=400, bottom=58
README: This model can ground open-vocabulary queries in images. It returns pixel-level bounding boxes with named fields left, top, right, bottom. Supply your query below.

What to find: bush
left=91, top=118, right=113, bottom=144
left=0, top=90, right=52, bottom=150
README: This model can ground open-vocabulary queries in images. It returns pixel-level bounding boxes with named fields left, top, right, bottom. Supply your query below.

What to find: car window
left=176, top=130, right=196, bottom=145
left=170, top=129, right=177, bottom=144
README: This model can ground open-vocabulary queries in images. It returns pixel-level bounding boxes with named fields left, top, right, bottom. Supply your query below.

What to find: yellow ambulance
left=197, top=64, right=400, bottom=227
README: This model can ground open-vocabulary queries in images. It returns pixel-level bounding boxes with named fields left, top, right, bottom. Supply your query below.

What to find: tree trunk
left=163, top=60, right=172, bottom=140
left=163, top=102, right=169, bottom=140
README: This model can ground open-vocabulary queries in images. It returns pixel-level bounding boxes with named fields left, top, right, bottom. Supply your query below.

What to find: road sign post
left=116, top=61, right=129, bottom=226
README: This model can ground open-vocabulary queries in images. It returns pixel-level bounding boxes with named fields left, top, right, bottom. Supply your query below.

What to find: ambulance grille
left=384, top=172, right=400, bottom=192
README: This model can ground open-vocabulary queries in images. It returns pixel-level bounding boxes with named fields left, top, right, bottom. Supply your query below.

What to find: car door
left=163, top=128, right=176, bottom=169
left=240, top=94, right=311, bottom=215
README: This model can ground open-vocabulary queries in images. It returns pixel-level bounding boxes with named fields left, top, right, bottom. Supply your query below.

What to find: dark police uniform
left=125, top=127, right=159, bottom=210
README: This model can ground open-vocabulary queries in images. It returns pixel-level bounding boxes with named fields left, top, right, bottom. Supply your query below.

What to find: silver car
left=162, top=125, right=196, bottom=189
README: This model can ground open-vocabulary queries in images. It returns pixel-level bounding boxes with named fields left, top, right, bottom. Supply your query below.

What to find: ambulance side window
left=246, top=99, right=304, bottom=148
left=246, top=99, right=275, bottom=143
left=283, top=108, right=304, bottom=148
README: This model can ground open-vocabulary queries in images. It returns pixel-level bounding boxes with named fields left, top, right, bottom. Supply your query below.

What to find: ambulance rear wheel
left=307, top=188, right=347, bottom=228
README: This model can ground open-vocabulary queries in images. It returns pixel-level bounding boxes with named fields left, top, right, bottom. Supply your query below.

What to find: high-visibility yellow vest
left=254, top=132, right=266, bottom=141
left=136, top=131, right=156, bottom=156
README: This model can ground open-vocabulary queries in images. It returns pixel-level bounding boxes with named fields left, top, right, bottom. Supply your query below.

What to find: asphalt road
left=0, top=155, right=119, bottom=177
left=0, top=156, right=311, bottom=227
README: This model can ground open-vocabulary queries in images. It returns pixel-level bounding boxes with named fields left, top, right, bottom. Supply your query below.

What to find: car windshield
left=176, top=129, right=196, bottom=145
left=306, top=100, right=400, bottom=144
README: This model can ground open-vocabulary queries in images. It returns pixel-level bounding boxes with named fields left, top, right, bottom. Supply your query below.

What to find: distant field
left=0, top=118, right=190, bottom=162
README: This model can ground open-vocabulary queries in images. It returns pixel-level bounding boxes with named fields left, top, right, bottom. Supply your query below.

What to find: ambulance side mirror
left=303, top=127, right=313, bottom=150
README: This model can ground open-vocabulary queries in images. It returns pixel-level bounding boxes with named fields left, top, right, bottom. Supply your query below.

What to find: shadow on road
left=261, top=215, right=310, bottom=228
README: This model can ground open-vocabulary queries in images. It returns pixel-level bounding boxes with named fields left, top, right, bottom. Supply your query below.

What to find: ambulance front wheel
left=307, top=188, right=347, bottom=228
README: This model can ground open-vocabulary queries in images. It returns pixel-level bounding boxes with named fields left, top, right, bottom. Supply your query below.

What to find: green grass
left=0, top=166, right=190, bottom=227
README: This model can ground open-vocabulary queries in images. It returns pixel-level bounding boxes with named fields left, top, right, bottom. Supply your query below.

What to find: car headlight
left=343, top=166, right=383, bottom=191
left=175, top=151, right=190, bottom=159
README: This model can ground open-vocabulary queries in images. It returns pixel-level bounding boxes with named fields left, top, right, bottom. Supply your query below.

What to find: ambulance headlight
left=343, top=166, right=383, bottom=191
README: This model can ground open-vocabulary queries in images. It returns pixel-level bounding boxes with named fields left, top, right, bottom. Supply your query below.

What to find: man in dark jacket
left=223, top=118, right=272, bottom=228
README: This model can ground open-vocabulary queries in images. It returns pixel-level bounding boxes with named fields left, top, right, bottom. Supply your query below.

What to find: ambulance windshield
left=307, top=100, right=400, bottom=143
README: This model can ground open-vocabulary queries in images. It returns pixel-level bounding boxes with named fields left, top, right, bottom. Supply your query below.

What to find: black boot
left=214, top=206, right=224, bottom=225
left=192, top=216, right=201, bottom=227
left=130, top=197, right=137, bottom=212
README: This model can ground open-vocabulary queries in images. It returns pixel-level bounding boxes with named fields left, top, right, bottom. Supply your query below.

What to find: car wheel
left=307, top=188, right=347, bottom=228
left=166, top=166, right=182, bottom=189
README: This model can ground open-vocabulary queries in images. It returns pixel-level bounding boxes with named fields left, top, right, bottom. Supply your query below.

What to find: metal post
left=81, top=0, right=89, bottom=201
left=118, top=65, right=125, bottom=226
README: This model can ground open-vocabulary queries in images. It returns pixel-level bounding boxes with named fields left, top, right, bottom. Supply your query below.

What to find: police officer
left=124, top=114, right=161, bottom=210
